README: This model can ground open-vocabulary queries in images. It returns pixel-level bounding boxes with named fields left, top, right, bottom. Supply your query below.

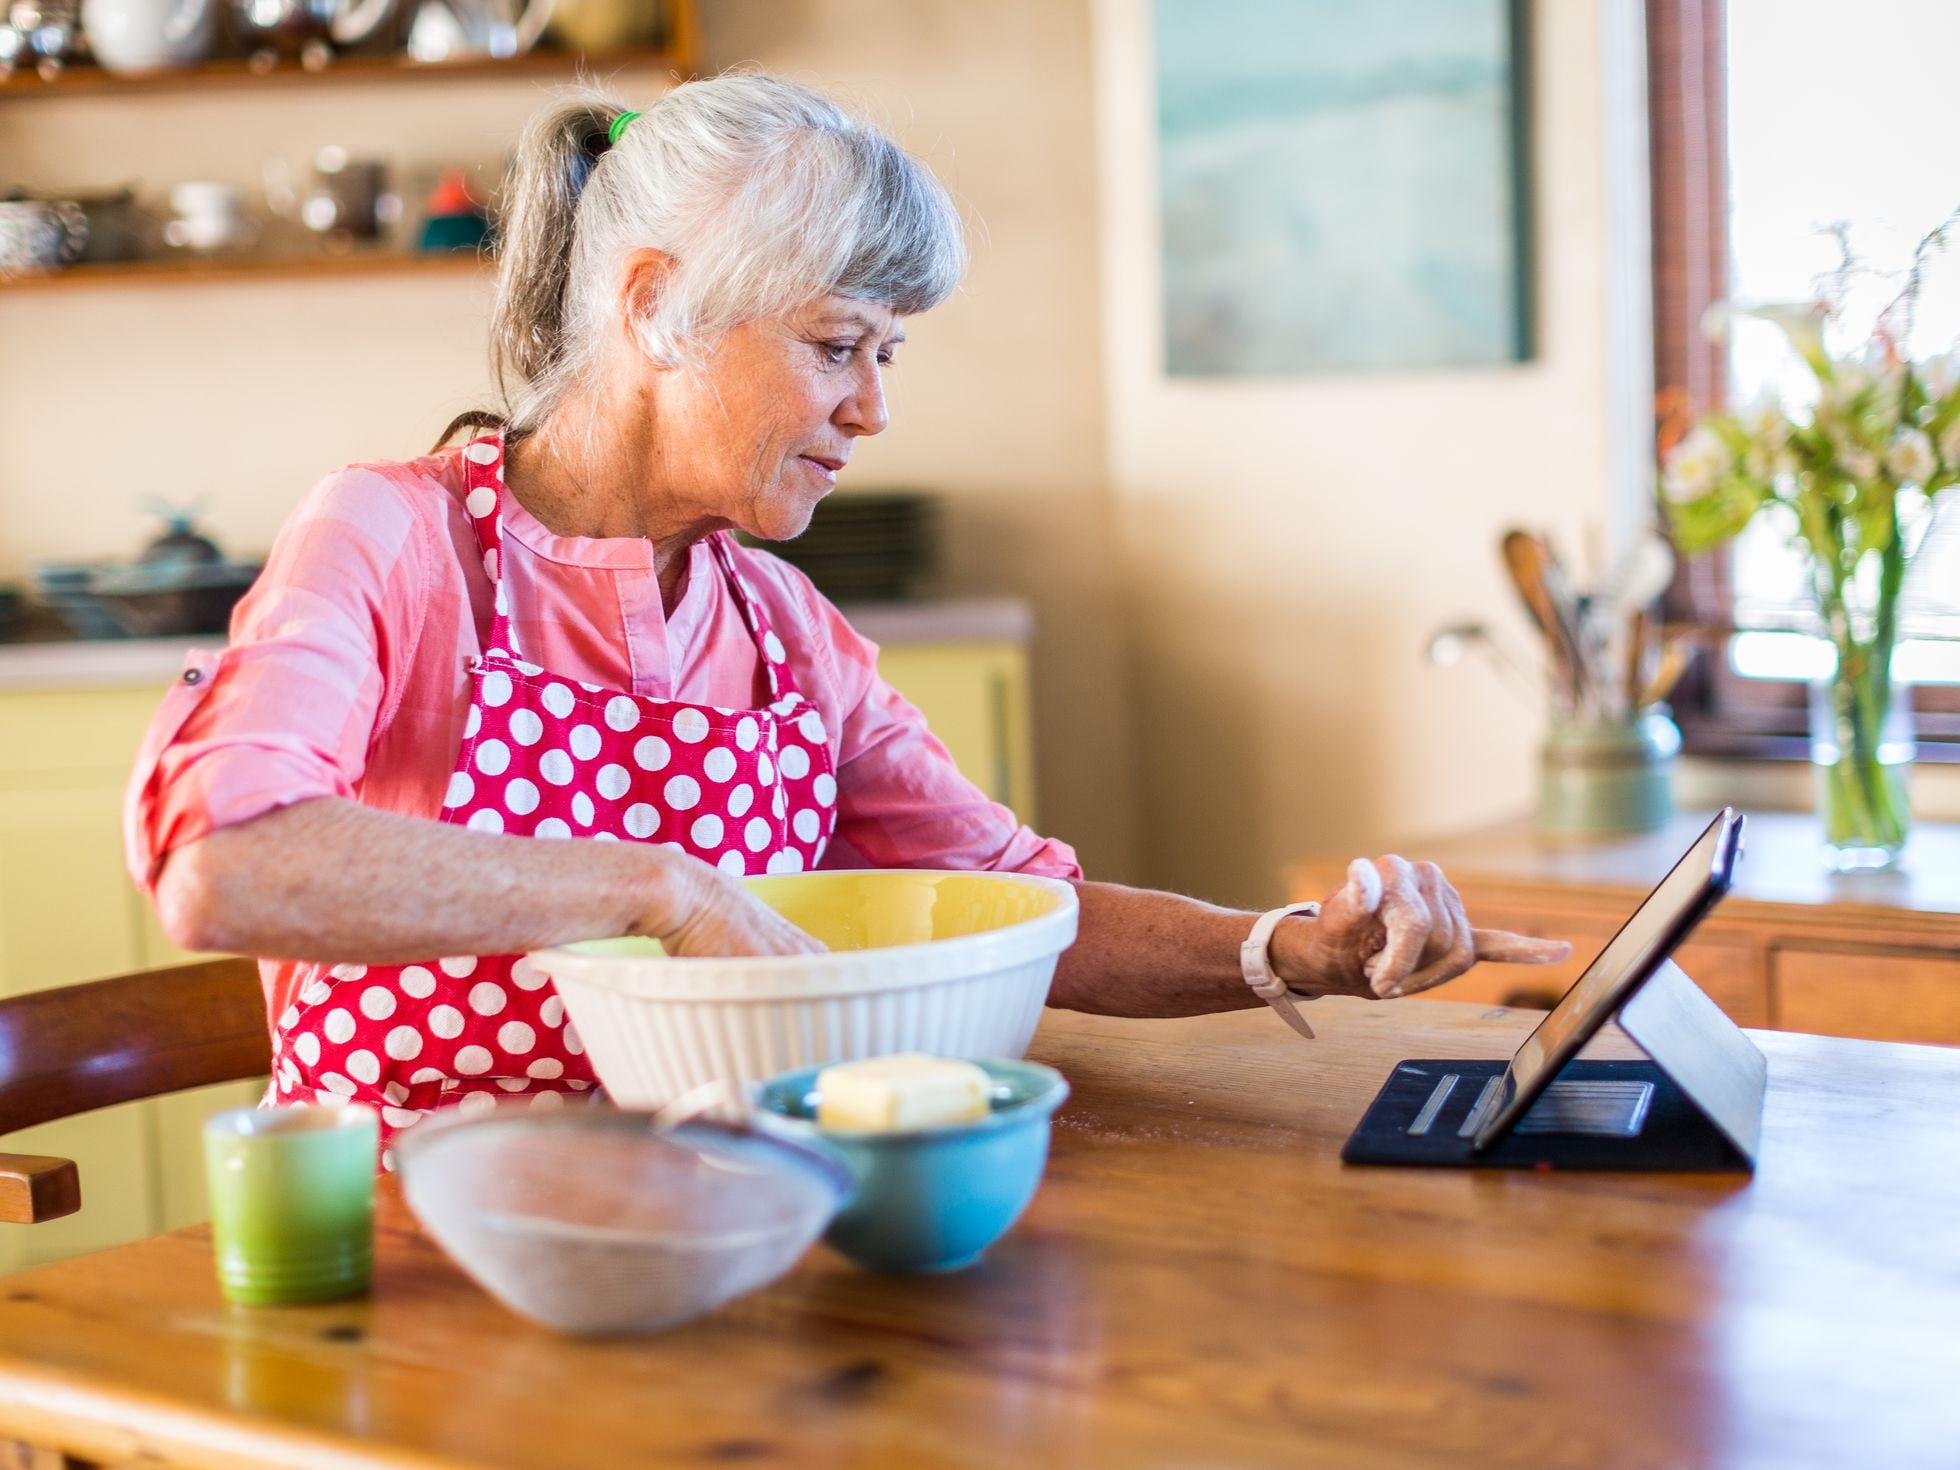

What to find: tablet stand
left=1341, top=961, right=1767, bottom=1172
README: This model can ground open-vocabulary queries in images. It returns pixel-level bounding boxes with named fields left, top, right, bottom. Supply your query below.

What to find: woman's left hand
left=1271, top=856, right=1572, bottom=1000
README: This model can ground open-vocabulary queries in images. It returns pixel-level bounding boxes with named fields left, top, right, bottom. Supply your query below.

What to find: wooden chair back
left=0, top=957, right=266, bottom=1225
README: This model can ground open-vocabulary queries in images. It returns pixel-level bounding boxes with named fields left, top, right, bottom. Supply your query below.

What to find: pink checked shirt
left=124, top=444, right=1079, bottom=1028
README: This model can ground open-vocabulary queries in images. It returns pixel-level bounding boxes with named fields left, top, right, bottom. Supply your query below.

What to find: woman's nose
left=837, top=362, right=889, bottom=437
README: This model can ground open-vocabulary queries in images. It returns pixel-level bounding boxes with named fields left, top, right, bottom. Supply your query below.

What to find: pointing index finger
left=1471, top=929, right=1573, bottom=965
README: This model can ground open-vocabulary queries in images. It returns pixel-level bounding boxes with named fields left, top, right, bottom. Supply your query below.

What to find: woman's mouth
left=797, top=455, right=843, bottom=488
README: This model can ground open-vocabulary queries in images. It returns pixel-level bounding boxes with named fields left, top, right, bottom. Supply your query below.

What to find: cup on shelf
left=302, top=147, right=397, bottom=241
left=162, top=181, right=258, bottom=253
left=264, top=149, right=399, bottom=251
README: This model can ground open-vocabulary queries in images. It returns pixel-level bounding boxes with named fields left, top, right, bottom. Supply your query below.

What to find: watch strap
left=1240, top=901, right=1321, bottom=1040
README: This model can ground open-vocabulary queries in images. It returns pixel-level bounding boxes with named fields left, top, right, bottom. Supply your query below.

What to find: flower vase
left=1808, top=651, right=1913, bottom=873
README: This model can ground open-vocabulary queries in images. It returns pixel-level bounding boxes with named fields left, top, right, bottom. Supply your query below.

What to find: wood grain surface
left=1, top=999, right=1956, bottom=1470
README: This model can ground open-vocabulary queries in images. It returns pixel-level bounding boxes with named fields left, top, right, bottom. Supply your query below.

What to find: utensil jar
left=1539, top=711, right=1680, bottom=837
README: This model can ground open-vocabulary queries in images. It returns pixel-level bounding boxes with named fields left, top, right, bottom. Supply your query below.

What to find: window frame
left=1646, top=0, right=1960, bottom=761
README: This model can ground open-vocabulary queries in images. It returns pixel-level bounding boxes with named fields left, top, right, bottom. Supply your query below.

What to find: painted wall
left=1091, top=0, right=1631, bottom=905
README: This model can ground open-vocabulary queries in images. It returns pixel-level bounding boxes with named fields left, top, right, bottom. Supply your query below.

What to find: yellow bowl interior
left=564, top=871, right=1068, bottom=959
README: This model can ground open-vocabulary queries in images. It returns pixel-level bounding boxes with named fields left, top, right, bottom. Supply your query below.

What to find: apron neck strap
left=707, top=532, right=796, bottom=707
left=460, top=433, right=520, bottom=660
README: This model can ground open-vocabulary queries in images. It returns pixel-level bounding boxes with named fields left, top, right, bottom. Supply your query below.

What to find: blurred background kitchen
left=4, top=0, right=1960, bottom=1265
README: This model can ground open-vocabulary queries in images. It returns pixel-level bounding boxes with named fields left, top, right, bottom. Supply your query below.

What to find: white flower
left=1818, top=362, right=1871, bottom=417
left=1921, top=349, right=1960, bottom=401
left=1662, top=425, right=1729, bottom=503
left=1886, top=428, right=1936, bottom=486
left=1941, top=419, right=1960, bottom=467
left=1840, top=445, right=1881, bottom=483
left=1741, top=393, right=1792, bottom=449
left=1741, top=301, right=1831, bottom=368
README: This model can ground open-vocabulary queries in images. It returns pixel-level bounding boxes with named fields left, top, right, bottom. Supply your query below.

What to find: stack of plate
left=30, top=565, right=127, bottom=640
left=741, top=492, right=937, bottom=602
left=31, top=560, right=259, bottom=639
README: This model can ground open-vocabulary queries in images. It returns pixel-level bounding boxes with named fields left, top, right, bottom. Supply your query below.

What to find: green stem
left=1805, top=483, right=1912, bottom=859
left=1823, top=627, right=1909, bottom=854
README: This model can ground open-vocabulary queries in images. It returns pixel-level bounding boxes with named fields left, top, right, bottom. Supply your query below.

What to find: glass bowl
left=394, top=1104, right=849, bottom=1336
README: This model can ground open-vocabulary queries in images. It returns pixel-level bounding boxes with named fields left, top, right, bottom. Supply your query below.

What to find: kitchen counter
left=2, top=999, right=1955, bottom=1469
left=0, top=598, right=1034, bottom=692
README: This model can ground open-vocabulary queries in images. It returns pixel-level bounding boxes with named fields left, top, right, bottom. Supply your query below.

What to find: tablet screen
left=1470, top=809, right=1744, bottom=1152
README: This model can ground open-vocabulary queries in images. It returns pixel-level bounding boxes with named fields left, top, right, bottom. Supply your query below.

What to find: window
left=1648, top=0, right=1960, bottom=756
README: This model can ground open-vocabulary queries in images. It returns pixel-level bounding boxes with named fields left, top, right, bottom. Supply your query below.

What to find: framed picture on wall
left=1155, top=0, right=1533, bottom=375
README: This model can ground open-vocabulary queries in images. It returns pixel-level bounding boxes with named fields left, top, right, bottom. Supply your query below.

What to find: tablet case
left=1342, top=960, right=1767, bottom=1172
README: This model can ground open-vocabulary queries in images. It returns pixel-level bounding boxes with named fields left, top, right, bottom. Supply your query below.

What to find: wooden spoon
left=1501, top=530, right=1584, bottom=713
left=1637, top=633, right=1698, bottom=708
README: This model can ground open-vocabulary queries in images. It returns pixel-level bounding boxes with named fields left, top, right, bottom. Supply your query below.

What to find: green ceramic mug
left=204, top=1103, right=378, bottom=1306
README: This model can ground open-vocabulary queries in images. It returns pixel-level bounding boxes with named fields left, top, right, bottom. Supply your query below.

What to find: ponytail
left=491, top=91, right=621, bottom=404
left=432, top=87, right=630, bottom=450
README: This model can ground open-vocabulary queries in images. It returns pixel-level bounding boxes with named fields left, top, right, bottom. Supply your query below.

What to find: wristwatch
left=1240, top=901, right=1321, bottom=1040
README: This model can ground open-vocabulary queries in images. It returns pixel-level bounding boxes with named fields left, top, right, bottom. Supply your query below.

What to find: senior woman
left=126, top=74, right=1566, bottom=1157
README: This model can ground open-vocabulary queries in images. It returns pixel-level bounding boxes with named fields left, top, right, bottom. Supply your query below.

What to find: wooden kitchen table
left=1, top=999, right=1956, bottom=1470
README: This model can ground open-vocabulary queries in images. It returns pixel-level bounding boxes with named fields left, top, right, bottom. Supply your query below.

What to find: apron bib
left=268, top=431, right=840, bottom=1166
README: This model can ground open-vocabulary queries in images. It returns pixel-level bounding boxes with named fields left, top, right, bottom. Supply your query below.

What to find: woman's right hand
left=644, top=858, right=827, bottom=957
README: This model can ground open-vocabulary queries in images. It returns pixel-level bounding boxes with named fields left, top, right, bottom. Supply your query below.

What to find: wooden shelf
left=0, top=42, right=688, bottom=102
left=0, top=248, right=488, bottom=292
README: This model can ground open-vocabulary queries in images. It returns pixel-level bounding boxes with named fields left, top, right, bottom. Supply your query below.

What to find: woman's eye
left=820, top=342, right=855, bottom=364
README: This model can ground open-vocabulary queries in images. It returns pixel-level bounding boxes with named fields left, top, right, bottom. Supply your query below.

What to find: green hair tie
left=608, top=110, right=642, bottom=146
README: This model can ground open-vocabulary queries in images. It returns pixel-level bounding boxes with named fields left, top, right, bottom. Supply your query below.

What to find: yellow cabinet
left=0, top=621, right=1036, bottom=1268
left=0, top=680, right=262, bottom=1273
left=877, top=641, right=1037, bottom=823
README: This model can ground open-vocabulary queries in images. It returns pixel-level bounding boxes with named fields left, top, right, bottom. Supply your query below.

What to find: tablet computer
left=1342, top=808, right=1753, bottom=1170
left=1468, top=807, right=1743, bottom=1149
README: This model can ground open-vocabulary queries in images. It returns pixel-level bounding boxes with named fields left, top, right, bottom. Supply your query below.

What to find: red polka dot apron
left=267, top=430, right=840, bottom=1167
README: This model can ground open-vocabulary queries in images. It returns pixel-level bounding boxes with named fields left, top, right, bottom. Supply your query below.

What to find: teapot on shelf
left=79, top=0, right=219, bottom=74
left=227, top=0, right=403, bottom=68
left=403, top=0, right=552, bottom=62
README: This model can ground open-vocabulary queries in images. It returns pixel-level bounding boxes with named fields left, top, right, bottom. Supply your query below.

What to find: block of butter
left=815, top=1054, right=993, bottom=1131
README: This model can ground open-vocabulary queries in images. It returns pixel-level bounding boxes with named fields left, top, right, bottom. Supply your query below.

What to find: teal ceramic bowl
left=751, top=1058, right=1068, bottom=1274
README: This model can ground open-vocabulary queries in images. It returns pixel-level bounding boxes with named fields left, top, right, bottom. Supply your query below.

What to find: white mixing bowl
left=528, top=869, right=1080, bottom=1109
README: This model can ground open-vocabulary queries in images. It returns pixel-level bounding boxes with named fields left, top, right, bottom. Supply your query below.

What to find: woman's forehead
left=795, top=296, right=905, bottom=339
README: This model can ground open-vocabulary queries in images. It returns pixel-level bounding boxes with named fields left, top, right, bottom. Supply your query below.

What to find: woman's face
left=647, top=293, right=902, bottom=542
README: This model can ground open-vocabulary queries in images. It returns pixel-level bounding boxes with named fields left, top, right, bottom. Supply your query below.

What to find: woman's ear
left=618, top=248, right=676, bottom=362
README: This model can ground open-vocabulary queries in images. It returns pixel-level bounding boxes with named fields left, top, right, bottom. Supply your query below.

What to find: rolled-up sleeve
left=797, top=586, right=1081, bottom=880
left=124, top=467, right=429, bottom=891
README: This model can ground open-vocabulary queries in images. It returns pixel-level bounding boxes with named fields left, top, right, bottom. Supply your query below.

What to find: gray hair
left=478, top=72, right=967, bottom=438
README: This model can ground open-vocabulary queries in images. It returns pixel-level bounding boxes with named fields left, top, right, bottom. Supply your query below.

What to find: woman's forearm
left=154, top=796, right=695, bottom=964
left=1046, top=881, right=1279, bottom=1017
left=1048, top=862, right=1573, bottom=1019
